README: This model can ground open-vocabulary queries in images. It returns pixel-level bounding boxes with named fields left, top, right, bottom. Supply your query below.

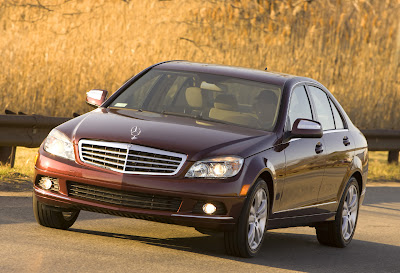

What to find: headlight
left=185, top=156, right=244, bottom=178
left=43, top=129, right=75, bottom=160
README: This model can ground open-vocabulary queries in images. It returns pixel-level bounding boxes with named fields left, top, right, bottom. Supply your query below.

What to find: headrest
left=256, top=90, right=278, bottom=104
left=214, top=94, right=238, bottom=111
left=185, top=87, right=202, bottom=108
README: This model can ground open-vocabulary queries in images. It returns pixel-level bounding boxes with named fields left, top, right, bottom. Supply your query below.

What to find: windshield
left=109, top=69, right=282, bottom=131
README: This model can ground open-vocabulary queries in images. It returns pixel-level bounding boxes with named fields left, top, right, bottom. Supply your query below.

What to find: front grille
left=78, top=139, right=187, bottom=175
left=68, top=182, right=182, bottom=212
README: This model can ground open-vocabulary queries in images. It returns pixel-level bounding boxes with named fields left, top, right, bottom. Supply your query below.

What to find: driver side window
left=288, top=86, right=313, bottom=130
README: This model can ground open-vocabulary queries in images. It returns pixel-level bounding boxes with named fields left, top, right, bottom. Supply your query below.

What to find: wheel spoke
left=254, top=225, right=260, bottom=244
left=342, top=205, right=348, bottom=217
left=348, top=218, right=354, bottom=234
left=259, top=220, right=266, bottom=234
left=248, top=223, right=255, bottom=244
left=350, top=213, right=357, bottom=227
left=248, top=214, right=256, bottom=224
left=342, top=216, right=348, bottom=235
left=257, top=200, right=267, bottom=216
left=350, top=202, right=358, bottom=213
left=256, top=191, right=263, bottom=209
left=349, top=194, right=358, bottom=210
left=253, top=193, right=259, bottom=210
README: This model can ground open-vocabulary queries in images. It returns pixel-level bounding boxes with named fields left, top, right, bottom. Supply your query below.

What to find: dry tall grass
left=0, top=0, right=399, bottom=129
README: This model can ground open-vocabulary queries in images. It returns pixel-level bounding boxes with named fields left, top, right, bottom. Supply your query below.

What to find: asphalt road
left=1, top=183, right=399, bottom=273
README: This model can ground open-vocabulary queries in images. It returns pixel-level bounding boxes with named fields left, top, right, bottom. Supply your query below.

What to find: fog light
left=38, top=176, right=59, bottom=191
left=42, top=177, right=53, bottom=190
left=202, top=203, right=217, bottom=215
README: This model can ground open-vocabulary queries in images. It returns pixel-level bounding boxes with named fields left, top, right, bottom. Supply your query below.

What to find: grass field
left=0, top=0, right=399, bottom=129
left=0, top=147, right=398, bottom=192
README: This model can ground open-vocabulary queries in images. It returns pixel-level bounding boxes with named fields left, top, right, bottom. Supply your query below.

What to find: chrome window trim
left=274, top=201, right=337, bottom=214
left=78, top=139, right=187, bottom=176
left=323, top=129, right=349, bottom=134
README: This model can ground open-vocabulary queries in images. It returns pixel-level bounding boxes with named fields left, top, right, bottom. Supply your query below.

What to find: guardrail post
left=388, top=151, right=399, bottom=164
left=0, top=146, right=16, bottom=168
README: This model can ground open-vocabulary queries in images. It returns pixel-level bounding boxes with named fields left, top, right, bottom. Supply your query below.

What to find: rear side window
left=308, top=86, right=335, bottom=131
left=330, top=99, right=345, bottom=129
left=288, top=86, right=313, bottom=129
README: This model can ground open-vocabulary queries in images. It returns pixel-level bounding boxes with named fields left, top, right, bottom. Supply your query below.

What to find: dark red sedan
left=33, top=61, right=368, bottom=257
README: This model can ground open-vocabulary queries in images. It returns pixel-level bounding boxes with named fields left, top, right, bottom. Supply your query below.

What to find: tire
left=315, top=177, right=360, bottom=247
left=224, top=178, right=269, bottom=257
left=33, top=194, right=80, bottom=230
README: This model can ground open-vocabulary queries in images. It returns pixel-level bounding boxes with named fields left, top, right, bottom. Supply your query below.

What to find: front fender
left=242, top=148, right=286, bottom=212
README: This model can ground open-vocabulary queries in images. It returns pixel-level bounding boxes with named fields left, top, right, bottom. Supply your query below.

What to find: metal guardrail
left=0, top=114, right=70, bottom=147
left=0, top=114, right=70, bottom=167
left=0, top=114, right=399, bottom=166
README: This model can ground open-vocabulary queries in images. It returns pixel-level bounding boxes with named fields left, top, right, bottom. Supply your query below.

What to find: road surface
left=1, top=183, right=399, bottom=272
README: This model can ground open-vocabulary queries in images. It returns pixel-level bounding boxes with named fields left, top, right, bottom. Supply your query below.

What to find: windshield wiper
left=161, top=111, right=198, bottom=119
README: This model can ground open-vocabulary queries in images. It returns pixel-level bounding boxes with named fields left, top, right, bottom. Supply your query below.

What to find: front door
left=278, top=85, right=326, bottom=212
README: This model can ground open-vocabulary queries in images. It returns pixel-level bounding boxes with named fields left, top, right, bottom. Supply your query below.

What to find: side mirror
left=291, top=118, right=323, bottom=138
left=86, top=89, right=108, bottom=107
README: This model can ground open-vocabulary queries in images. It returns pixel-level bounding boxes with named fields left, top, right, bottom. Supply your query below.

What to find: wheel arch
left=351, top=171, right=363, bottom=196
left=258, top=171, right=274, bottom=215
left=242, top=150, right=283, bottom=216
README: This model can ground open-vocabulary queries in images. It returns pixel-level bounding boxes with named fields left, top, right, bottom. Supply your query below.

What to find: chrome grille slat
left=82, top=150, right=127, bottom=161
left=81, top=146, right=127, bottom=156
left=127, top=154, right=181, bottom=164
left=79, top=139, right=187, bottom=175
left=81, top=155, right=126, bottom=167
left=123, top=165, right=176, bottom=171
left=126, top=159, right=179, bottom=167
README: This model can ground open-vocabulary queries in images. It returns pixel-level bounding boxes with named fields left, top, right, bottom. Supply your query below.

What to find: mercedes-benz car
left=33, top=61, right=368, bottom=257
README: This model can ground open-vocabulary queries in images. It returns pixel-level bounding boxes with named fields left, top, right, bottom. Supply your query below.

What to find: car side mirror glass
left=291, top=118, right=323, bottom=138
left=86, top=89, right=108, bottom=107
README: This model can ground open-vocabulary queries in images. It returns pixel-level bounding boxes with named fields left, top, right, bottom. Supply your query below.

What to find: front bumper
left=33, top=148, right=248, bottom=231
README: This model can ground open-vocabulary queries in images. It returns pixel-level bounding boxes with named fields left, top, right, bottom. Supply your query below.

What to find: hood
left=57, top=108, right=277, bottom=161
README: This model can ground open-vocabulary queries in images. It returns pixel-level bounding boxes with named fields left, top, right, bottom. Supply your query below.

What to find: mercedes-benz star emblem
left=130, top=126, right=141, bottom=140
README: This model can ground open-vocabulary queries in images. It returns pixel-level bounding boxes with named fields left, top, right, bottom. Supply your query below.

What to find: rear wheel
left=33, top=194, right=80, bottom=230
left=315, top=177, right=360, bottom=247
left=224, top=179, right=269, bottom=257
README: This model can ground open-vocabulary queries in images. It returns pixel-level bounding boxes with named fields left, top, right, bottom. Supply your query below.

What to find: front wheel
left=33, top=194, right=80, bottom=230
left=224, top=179, right=269, bottom=257
left=315, top=177, right=360, bottom=247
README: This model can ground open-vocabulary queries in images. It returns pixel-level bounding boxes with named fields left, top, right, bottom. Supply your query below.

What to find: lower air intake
left=67, top=182, right=182, bottom=212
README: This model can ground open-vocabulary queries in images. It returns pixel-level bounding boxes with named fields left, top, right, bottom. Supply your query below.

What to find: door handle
left=343, top=136, right=351, bottom=146
left=315, top=142, right=324, bottom=154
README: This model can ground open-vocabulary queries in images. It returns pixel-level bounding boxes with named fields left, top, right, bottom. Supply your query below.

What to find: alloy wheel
left=248, top=188, right=268, bottom=250
left=341, top=184, right=359, bottom=241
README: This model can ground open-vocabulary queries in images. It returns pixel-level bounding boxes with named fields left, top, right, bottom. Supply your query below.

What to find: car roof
left=154, top=61, right=299, bottom=87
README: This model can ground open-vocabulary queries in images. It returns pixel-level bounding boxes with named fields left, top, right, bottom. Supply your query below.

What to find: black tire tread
left=33, top=194, right=79, bottom=230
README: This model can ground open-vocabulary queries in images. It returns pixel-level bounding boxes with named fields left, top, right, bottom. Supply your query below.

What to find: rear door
left=307, top=85, right=355, bottom=203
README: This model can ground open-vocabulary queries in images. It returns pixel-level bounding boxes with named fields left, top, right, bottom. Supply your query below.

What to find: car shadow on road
left=68, top=226, right=400, bottom=273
